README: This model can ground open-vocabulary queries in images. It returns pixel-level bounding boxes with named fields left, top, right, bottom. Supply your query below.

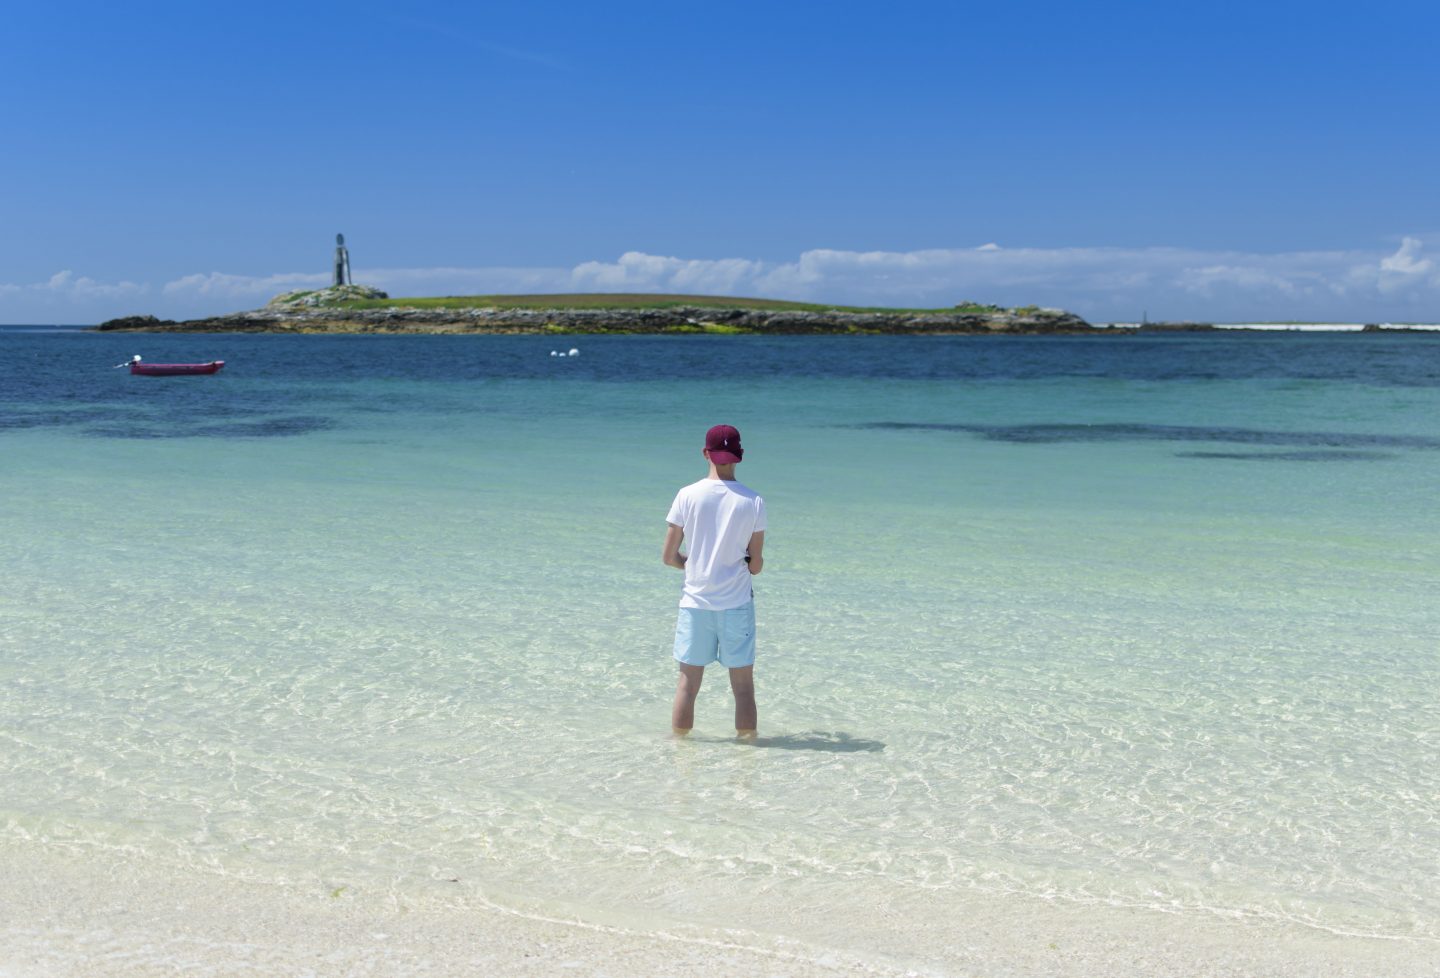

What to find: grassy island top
left=304, top=290, right=1023, bottom=316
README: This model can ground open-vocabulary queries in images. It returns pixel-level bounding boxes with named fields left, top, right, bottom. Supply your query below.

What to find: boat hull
left=130, top=361, right=225, bottom=376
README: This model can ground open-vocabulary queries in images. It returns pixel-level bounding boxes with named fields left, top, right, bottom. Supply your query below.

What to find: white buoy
left=568, top=347, right=579, bottom=357
left=550, top=350, right=558, bottom=356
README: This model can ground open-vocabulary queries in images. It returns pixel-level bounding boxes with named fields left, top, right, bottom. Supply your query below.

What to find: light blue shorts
left=674, top=601, right=756, bottom=668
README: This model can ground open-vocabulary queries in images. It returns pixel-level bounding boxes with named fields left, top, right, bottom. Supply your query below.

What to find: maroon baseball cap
left=705, top=424, right=743, bottom=464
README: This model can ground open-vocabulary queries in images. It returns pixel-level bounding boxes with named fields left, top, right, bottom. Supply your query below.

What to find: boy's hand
left=662, top=524, right=687, bottom=569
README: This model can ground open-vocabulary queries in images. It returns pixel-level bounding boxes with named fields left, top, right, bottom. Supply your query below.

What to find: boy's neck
left=707, top=462, right=738, bottom=481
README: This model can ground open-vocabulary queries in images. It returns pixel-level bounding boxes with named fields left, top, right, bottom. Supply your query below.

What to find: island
left=95, top=286, right=1213, bottom=335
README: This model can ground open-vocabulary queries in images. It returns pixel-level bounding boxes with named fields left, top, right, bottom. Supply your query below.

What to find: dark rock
left=95, top=314, right=177, bottom=331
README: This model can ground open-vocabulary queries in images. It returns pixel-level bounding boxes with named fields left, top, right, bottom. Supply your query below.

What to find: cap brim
left=708, top=450, right=742, bottom=465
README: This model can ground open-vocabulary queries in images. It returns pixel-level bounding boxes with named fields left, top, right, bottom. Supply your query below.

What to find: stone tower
left=333, top=233, right=351, bottom=287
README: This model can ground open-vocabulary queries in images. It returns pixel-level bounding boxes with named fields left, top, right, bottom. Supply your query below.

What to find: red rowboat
left=130, top=360, right=225, bottom=376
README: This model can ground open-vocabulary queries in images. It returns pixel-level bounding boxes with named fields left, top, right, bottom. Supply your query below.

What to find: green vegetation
left=328, top=292, right=999, bottom=315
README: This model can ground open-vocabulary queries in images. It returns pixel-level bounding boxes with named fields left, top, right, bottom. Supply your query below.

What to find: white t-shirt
left=666, top=478, right=767, bottom=611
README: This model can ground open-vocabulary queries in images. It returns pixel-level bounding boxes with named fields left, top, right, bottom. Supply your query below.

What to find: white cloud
left=162, top=271, right=327, bottom=298
left=571, top=251, right=767, bottom=295
left=7, top=237, right=1440, bottom=324
left=0, top=270, right=148, bottom=323
left=553, top=240, right=1440, bottom=320
left=1176, top=265, right=1304, bottom=296
left=1379, top=236, right=1432, bottom=276
left=369, top=265, right=573, bottom=295
left=42, top=270, right=147, bottom=298
left=1373, top=236, right=1437, bottom=295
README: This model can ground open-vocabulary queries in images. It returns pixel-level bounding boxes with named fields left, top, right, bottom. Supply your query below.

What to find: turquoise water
left=2, top=330, right=1438, bottom=964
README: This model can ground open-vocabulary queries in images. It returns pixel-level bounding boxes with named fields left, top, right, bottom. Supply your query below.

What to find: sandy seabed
left=2, top=850, right=1437, bottom=978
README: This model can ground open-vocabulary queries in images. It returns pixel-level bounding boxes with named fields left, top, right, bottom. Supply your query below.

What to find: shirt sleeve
left=665, top=490, right=686, bottom=528
left=753, top=495, right=767, bottom=532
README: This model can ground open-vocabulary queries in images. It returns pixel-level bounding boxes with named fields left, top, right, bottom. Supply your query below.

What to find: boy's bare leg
left=728, top=665, right=757, bottom=738
left=672, top=663, right=705, bottom=736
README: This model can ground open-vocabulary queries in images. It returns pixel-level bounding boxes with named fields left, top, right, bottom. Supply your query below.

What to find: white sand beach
left=3, top=849, right=1437, bottom=978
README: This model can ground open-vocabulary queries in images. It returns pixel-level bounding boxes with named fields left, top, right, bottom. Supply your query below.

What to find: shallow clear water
left=2, top=330, right=1438, bottom=959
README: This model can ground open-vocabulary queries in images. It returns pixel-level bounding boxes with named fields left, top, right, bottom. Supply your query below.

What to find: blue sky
left=3, top=0, right=1438, bottom=323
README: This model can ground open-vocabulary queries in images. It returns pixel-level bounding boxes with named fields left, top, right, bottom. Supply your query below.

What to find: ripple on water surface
left=2, top=330, right=1439, bottom=962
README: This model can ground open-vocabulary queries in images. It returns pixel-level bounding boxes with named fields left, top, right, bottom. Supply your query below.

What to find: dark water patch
left=81, top=424, right=176, bottom=439
left=1176, top=450, right=1393, bottom=462
left=82, top=415, right=335, bottom=439
left=854, top=421, right=1440, bottom=450
left=1, top=414, right=52, bottom=430
left=194, top=416, right=335, bottom=438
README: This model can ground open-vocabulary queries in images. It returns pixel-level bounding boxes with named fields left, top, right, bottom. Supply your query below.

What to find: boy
left=661, top=424, right=766, bottom=738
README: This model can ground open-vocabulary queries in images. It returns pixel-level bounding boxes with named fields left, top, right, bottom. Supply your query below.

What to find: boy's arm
left=662, top=523, right=687, bottom=570
left=746, top=530, right=764, bottom=575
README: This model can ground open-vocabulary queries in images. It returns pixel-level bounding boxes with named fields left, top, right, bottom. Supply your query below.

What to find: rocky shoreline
left=93, top=305, right=1218, bottom=335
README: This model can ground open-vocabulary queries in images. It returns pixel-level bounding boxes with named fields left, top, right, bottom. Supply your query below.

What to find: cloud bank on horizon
left=5, top=238, right=1438, bottom=325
